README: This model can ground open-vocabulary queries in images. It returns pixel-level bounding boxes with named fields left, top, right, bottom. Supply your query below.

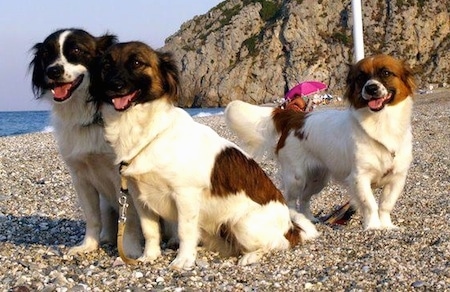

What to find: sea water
left=0, top=111, right=52, bottom=137
left=0, top=108, right=224, bottom=137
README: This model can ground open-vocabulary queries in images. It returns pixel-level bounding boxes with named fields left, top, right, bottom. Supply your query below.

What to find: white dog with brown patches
left=225, top=54, right=416, bottom=230
left=89, top=41, right=318, bottom=270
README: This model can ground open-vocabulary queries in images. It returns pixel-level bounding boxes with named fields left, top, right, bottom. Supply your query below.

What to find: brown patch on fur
left=345, top=54, right=416, bottom=109
left=210, top=147, right=285, bottom=205
left=272, top=108, right=308, bottom=153
left=284, top=222, right=302, bottom=247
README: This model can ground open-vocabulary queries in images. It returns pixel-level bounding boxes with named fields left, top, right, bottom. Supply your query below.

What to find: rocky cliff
left=162, top=0, right=449, bottom=107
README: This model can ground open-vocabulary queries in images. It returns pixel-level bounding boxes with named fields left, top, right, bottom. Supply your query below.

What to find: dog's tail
left=225, top=100, right=279, bottom=158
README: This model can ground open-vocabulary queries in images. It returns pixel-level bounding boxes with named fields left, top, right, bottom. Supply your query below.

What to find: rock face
left=162, top=0, right=449, bottom=107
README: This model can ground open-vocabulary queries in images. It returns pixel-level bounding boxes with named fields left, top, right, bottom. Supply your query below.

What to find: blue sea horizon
left=0, top=107, right=224, bottom=137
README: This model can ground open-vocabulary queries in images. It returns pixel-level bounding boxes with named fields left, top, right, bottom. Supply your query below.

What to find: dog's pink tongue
left=52, top=83, right=72, bottom=100
left=368, top=93, right=392, bottom=110
left=368, top=98, right=384, bottom=110
left=112, top=92, right=138, bottom=110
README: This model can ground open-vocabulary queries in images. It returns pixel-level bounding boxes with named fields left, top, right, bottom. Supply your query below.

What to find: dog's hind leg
left=282, top=167, right=328, bottom=223
left=298, top=168, right=329, bottom=221
left=239, top=249, right=266, bottom=266
left=231, top=203, right=300, bottom=265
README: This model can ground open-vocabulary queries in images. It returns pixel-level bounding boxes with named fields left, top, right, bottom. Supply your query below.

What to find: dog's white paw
left=380, top=222, right=400, bottom=230
left=169, top=254, right=196, bottom=270
left=300, top=224, right=320, bottom=241
left=379, top=213, right=399, bottom=230
left=67, top=239, right=99, bottom=255
left=290, top=210, right=320, bottom=241
left=238, top=250, right=264, bottom=266
left=138, top=247, right=161, bottom=263
left=363, top=216, right=382, bottom=230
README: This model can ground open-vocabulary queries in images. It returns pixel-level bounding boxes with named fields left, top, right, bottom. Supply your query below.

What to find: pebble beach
left=0, top=91, right=449, bottom=291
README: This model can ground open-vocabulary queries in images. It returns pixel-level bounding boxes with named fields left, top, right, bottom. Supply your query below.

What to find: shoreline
left=0, top=91, right=449, bottom=290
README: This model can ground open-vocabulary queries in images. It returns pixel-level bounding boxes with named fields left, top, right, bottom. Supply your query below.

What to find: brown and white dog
left=30, top=28, right=142, bottom=258
left=89, top=41, right=318, bottom=270
left=225, top=54, right=416, bottom=230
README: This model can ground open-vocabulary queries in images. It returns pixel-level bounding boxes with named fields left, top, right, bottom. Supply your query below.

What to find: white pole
left=352, top=0, right=364, bottom=62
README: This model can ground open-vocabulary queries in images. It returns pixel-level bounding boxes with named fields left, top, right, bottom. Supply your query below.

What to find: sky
left=0, top=0, right=223, bottom=111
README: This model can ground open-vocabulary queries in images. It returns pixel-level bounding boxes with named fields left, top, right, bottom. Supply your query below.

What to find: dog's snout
left=365, top=83, right=379, bottom=96
left=46, top=65, right=64, bottom=80
left=109, top=78, right=126, bottom=92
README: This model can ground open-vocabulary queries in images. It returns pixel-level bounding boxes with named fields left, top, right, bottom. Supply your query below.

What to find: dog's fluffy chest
left=353, top=120, right=413, bottom=187
left=103, top=103, right=232, bottom=175
left=53, top=117, right=113, bottom=160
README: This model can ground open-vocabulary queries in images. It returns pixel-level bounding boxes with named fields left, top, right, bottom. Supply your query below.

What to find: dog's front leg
left=350, top=175, right=381, bottom=230
left=169, top=188, right=200, bottom=270
left=68, top=180, right=101, bottom=255
left=134, top=203, right=161, bottom=262
left=378, top=172, right=407, bottom=229
left=99, top=195, right=118, bottom=244
left=121, top=198, right=145, bottom=259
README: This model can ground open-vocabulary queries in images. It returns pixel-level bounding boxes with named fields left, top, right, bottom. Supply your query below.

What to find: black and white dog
left=30, top=28, right=142, bottom=258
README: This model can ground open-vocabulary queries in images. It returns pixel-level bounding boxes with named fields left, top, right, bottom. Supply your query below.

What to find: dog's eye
left=356, top=73, right=367, bottom=85
left=132, top=60, right=143, bottom=68
left=381, top=69, right=392, bottom=77
left=40, top=49, right=49, bottom=60
left=102, top=62, right=110, bottom=71
left=71, top=47, right=81, bottom=55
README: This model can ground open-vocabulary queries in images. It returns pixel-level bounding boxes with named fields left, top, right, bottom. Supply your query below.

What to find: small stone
left=411, top=280, right=425, bottom=288
left=195, top=259, right=209, bottom=269
left=12, top=286, right=31, bottom=292
left=304, top=282, right=314, bottom=289
left=112, top=257, right=125, bottom=267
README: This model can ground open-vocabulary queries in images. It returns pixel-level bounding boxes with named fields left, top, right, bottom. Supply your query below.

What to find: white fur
left=225, top=89, right=414, bottom=230
left=101, top=98, right=317, bottom=270
left=35, top=30, right=142, bottom=257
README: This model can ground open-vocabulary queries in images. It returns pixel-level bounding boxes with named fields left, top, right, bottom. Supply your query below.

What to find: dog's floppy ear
left=158, top=51, right=180, bottom=102
left=29, top=42, right=45, bottom=98
left=401, top=60, right=417, bottom=94
left=96, top=33, right=118, bottom=55
left=344, top=62, right=356, bottom=99
left=89, top=33, right=117, bottom=104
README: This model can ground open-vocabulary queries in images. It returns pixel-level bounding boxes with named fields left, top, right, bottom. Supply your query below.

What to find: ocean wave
left=185, top=107, right=224, bottom=118
left=192, top=111, right=224, bottom=118
left=41, top=126, right=54, bottom=133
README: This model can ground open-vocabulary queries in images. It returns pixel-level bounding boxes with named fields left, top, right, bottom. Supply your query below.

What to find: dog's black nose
left=46, top=65, right=64, bottom=80
left=365, top=84, right=379, bottom=95
left=109, top=79, right=126, bottom=91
